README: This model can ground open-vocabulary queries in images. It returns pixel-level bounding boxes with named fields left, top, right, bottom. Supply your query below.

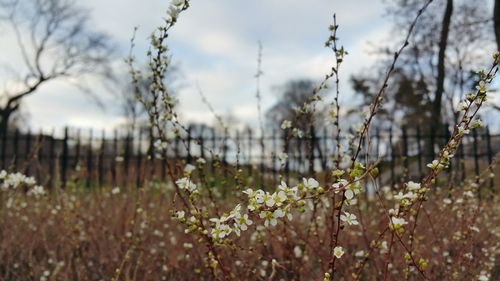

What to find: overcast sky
left=0, top=0, right=420, bottom=133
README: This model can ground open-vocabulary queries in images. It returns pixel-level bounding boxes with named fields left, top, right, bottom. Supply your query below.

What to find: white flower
left=292, top=128, right=304, bottom=138
left=303, top=178, right=319, bottom=191
left=235, top=213, right=253, bottom=231
left=184, top=164, right=196, bottom=175
left=333, top=246, right=345, bottom=259
left=272, top=191, right=287, bottom=206
left=464, top=191, right=474, bottom=198
left=340, top=212, right=359, bottom=226
left=332, top=179, right=348, bottom=190
left=406, top=181, right=421, bottom=191
left=0, top=170, right=6, bottom=179
left=111, top=187, right=120, bottom=195
left=263, top=192, right=275, bottom=207
left=28, top=185, right=45, bottom=197
left=427, top=160, right=443, bottom=170
left=355, top=250, right=365, bottom=258
left=457, top=125, right=470, bottom=135
left=476, top=80, right=487, bottom=93
left=281, top=120, right=292, bottom=129
left=278, top=152, right=288, bottom=162
left=175, top=177, right=197, bottom=192
left=259, top=211, right=277, bottom=227
left=443, top=198, right=452, bottom=204
left=344, top=189, right=354, bottom=200
left=293, top=246, right=302, bottom=258
left=167, top=6, right=180, bottom=19
left=196, top=158, right=206, bottom=165
left=176, top=210, right=185, bottom=219
left=391, top=217, right=408, bottom=228
left=171, top=0, right=185, bottom=7
left=273, top=209, right=285, bottom=219
left=478, top=271, right=489, bottom=281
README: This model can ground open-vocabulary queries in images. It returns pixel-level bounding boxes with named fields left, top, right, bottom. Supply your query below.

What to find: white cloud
left=1, top=0, right=394, bottom=131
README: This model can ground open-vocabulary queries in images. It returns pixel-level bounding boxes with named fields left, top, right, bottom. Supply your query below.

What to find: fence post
left=485, top=126, right=494, bottom=189
left=211, top=128, right=216, bottom=176
left=259, top=128, right=264, bottom=186
left=24, top=129, right=32, bottom=175
left=75, top=129, right=81, bottom=169
left=375, top=128, right=381, bottom=187
left=112, top=130, right=118, bottom=187
left=61, top=127, right=69, bottom=188
left=223, top=128, right=228, bottom=179
left=472, top=128, right=480, bottom=181
left=402, top=126, right=408, bottom=180
left=13, top=128, right=19, bottom=171
left=272, top=128, right=277, bottom=186
left=309, top=125, right=315, bottom=176
left=199, top=126, right=206, bottom=161
left=86, top=129, right=93, bottom=189
left=1, top=121, right=7, bottom=169
left=283, top=129, right=290, bottom=184
left=136, top=129, right=143, bottom=188
left=247, top=128, right=252, bottom=177
left=124, top=133, right=131, bottom=187
left=444, top=123, right=452, bottom=176
left=416, top=124, right=423, bottom=179
left=49, top=129, right=56, bottom=189
left=98, top=130, right=105, bottom=188
left=459, top=133, right=466, bottom=181
left=389, top=127, right=395, bottom=187
left=236, top=129, right=241, bottom=173
left=36, top=130, right=44, bottom=184
left=187, top=125, right=192, bottom=164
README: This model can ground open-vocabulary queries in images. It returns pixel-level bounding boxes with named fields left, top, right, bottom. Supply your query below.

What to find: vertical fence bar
left=37, top=130, right=44, bottom=184
left=86, top=130, right=93, bottom=188
left=375, top=128, right=381, bottom=187
left=416, top=125, right=423, bottom=179
left=472, top=128, right=480, bottom=181
left=24, top=129, right=32, bottom=175
left=13, top=129, right=19, bottom=170
left=49, top=129, right=56, bottom=188
left=112, top=130, right=118, bottom=187
left=1, top=122, right=7, bottom=169
left=124, top=133, right=132, bottom=187
left=98, top=130, right=105, bottom=188
left=187, top=126, right=192, bottom=164
left=402, top=126, right=408, bottom=180
left=283, top=129, right=290, bottom=184
left=75, top=129, right=81, bottom=169
left=308, top=126, right=315, bottom=176
left=485, top=127, right=494, bottom=189
left=247, top=128, right=252, bottom=177
left=259, top=129, right=264, bottom=185
left=136, top=129, right=143, bottom=188
left=211, top=128, right=216, bottom=176
left=223, top=128, right=228, bottom=179
left=459, top=134, right=466, bottom=181
left=389, top=127, right=395, bottom=187
left=272, top=128, right=278, bottom=185
left=61, top=127, right=69, bottom=188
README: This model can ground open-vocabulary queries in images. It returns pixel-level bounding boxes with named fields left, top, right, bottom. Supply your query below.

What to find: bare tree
left=352, top=0, right=495, bottom=129
left=0, top=0, right=113, bottom=134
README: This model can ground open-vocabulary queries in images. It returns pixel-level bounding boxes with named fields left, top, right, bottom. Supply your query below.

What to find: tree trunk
left=495, top=0, right=500, bottom=51
left=0, top=108, right=13, bottom=137
left=432, top=0, right=453, bottom=128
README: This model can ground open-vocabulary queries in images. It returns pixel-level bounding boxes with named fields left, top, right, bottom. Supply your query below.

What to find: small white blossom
left=340, top=212, right=359, bottom=226
left=333, top=246, right=345, bottom=259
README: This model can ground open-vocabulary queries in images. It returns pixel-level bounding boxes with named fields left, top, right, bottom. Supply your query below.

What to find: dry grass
left=0, top=177, right=498, bottom=281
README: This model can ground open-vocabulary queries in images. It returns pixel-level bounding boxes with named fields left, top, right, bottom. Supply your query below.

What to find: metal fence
left=0, top=124, right=498, bottom=189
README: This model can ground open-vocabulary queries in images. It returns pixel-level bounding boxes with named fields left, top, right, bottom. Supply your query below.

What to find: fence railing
left=0, top=124, right=498, bottom=189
